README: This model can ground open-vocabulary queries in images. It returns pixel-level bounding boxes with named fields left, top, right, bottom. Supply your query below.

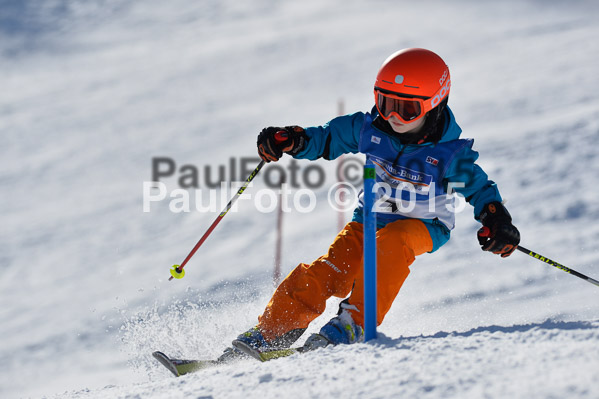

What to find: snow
left=66, top=320, right=599, bottom=399
left=1, top=0, right=598, bottom=398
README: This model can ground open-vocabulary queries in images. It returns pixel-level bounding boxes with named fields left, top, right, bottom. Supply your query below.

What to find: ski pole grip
left=478, top=226, right=491, bottom=237
left=274, top=130, right=288, bottom=143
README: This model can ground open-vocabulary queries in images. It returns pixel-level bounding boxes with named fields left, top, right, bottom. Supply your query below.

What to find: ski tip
left=152, top=351, right=169, bottom=361
left=232, top=340, right=265, bottom=362
left=152, top=351, right=180, bottom=377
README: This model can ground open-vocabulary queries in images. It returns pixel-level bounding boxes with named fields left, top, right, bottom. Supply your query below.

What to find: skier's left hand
left=477, top=201, right=520, bottom=258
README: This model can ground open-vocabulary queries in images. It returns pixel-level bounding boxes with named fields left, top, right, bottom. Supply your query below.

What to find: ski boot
left=304, top=310, right=364, bottom=350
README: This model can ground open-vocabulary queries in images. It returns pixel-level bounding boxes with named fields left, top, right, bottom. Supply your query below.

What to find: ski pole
left=169, top=131, right=288, bottom=281
left=478, top=227, right=599, bottom=288
left=169, top=160, right=265, bottom=281
left=515, top=245, right=599, bottom=288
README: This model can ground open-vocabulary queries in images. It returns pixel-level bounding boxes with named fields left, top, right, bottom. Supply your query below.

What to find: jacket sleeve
left=294, top=112, right=364, bottom=161
left=443, top=145, right=503, bottom=219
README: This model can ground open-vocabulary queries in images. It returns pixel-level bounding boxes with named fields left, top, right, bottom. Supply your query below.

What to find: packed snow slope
left=1, top=0, right=599, bottom=398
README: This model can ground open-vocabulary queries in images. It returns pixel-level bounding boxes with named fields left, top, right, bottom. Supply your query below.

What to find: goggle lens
left=376, top=92, right=423, bottom=122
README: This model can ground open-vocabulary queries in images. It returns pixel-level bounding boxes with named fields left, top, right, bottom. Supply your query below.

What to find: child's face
left=388, top=114, right=427, bottom=134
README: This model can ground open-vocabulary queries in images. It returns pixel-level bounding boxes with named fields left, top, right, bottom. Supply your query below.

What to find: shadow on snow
left=374, top=318, right=598, bottom=347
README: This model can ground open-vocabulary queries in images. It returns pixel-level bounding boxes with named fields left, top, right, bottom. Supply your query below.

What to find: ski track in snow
left=1, top=0, right=599, bottom=398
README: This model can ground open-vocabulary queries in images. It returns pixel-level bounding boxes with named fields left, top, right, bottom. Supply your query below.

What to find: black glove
left=477, top=201, right=520, bottom=258
left=257, top=126, right=307, bottom=162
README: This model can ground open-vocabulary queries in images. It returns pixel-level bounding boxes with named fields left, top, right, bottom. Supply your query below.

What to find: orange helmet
left=374, top=48, right=450, bottom=124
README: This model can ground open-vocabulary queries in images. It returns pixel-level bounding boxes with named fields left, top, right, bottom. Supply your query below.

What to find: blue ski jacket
left=293, top=106, right=502, bottom=252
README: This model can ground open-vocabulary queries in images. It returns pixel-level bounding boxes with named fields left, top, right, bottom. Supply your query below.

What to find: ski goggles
left=374, top=80, right=450, bottom=124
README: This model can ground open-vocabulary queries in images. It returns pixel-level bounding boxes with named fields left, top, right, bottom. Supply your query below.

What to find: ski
left=152, top=351, right=220, bottom=377
left=232, top=337, right=323, bottom=362
left=155, top=335, right=327, bottom=377
left=253, top=346, right=311, bottom=362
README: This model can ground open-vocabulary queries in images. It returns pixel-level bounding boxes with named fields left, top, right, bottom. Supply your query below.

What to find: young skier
left=230, top=48, right=520, bottom=358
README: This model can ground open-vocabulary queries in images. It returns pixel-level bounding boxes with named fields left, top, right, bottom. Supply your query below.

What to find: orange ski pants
left=257, top=219, right=433, bottom=341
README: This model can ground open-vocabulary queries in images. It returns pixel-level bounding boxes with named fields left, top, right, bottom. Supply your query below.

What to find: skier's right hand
left=257, top=126, right=307, bottom=162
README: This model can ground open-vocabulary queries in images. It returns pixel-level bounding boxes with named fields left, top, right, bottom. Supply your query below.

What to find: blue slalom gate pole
left=363, top=160, right=377, bottom=341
